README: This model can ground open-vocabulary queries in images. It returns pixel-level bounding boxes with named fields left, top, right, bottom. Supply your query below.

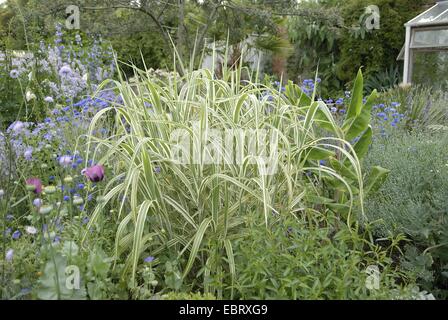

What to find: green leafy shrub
left=335, top=0, right=431, bottom=83
left=232, top=215, right=417, bottom=300
left=364, top=130, right=448, bottom=298
left=161, top=292, right=216, bottom=300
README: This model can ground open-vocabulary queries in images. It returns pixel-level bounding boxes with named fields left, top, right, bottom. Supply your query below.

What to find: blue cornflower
left=144, top=256, right=155, bottom=263
left=63, top=195, right=70, bottom=202
left=12, top=230, right=21, bottom=240
left=78, top=183, right=85, bottom=190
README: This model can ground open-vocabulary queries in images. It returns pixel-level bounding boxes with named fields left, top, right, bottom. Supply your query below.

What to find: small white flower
left=44, top=96, right=54, bottom=103
left=59, top=155, right=72, bottom=167
left=0, top=189, right=4, bottom=197
left=26, top=91, right=36, bottom=102
left=9, top=69, right=19, bottom=79
left=25, top=226, right=37, bottom=235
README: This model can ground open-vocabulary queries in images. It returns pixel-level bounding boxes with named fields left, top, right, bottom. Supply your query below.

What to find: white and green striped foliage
left=83, top=62, right=368, bottom=296
left=285, top=69, right=389, bottom=219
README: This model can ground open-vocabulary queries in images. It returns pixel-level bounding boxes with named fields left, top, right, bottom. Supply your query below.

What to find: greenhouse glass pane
left=412, top=29, right=448, bottom=48
left=410, top=3, right=448, bottom=25
left=412, top=51, right=448, bottom=89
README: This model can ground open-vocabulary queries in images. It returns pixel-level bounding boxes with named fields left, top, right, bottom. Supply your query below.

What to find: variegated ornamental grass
left=82, top=60, right=381, bottom=296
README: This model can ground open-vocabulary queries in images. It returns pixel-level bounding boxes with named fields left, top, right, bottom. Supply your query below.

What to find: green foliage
left=232, top=215, right=416, bottom=299
left=335, top=0, right=431, bottom=83
left=287, top=0, right=343, bottom=96
left=37, top=253, right=87, bottom=300
left=84, top=63, right=381, bottom=298
left=162, top=292, right=216, bottom=300
left=364, top=130, right=448, bottom=298
left=364, top=65, right=401, bottom=93
left=380, top=85, right=448, bottom=130
left=287, top=0, right=431, bottom=94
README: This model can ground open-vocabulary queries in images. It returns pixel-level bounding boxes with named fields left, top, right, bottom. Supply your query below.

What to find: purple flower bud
left=26, top=178, right=43, bottom=194
left=84, top=165, right=105, bottom=182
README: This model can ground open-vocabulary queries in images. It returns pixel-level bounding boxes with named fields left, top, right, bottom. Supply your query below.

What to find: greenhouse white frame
left=403, top=1, right=448, bottom=84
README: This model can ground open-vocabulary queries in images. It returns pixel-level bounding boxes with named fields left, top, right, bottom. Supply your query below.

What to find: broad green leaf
left=347, top=69, right=364, bottom=119
left=365, top=166, right=390, bottom=195
left=344, top=89, right=378, bottom=141
left=352, top=126, right=372, bottom=160
left=37, top=254, right=86, bottom=300
left=285, top=82, right=312, bottom=107
left=306, top=147, right=335, bottom=161
left=329, top=158, right=358, bottom=181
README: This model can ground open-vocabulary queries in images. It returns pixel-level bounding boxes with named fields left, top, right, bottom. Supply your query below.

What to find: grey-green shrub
left=364, top=129, right=448, bottom=297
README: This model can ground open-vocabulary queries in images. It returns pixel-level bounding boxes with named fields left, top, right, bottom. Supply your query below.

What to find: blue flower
left=10, top=69, right=19, bottom=79
left=144, top=256, right=155, bottom=263
left=12, top=230, right=21, bottom=240
left=5, top=249, right=13, bottom=262
left=63, top=195, right=70, bottom=202
left=77, top=183, right=85, bottom=190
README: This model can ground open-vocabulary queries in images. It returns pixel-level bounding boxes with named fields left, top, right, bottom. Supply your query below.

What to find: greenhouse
left=403, top=1, right=448, bottom=87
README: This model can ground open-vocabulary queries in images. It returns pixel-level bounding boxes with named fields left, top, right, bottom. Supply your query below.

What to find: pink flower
left=83, top=165, right=105, bottom=182
left=26, top=178, right=43, bottom=194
